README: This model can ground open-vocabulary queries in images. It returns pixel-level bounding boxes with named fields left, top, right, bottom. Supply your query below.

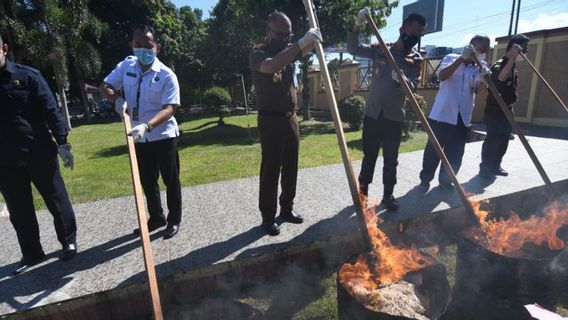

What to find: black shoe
left=133, top=218, right=167, bottom=235
left=12, top=252, right=46, bottom=276
left=280, top=210, right=304, bottom=224
left=359, top=183, right=368, bottom=196
left=417, top=181, right=430, bottom=192
left=382, top=195, right=399, bottom=211
left=262, top=219, right=280, bottom=236
left=61, top=243, right=77, bottom=261
left=493, top=167, right=509, bottom=176
left=163, top=224, right=179, bottom=239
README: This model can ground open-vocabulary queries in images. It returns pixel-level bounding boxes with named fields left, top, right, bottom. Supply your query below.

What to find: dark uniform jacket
left=486, top=56, right=518, bottom=113
left=347, top=30, right=422, bottom=122
left=249, top=43, right=299, bottom=115
left=0, top=61, right=68, bottom=166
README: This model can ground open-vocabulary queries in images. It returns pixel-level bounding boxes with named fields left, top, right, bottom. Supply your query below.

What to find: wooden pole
left=122, top=112, right=164, bottom=320
left=302, top=0, right=373, bottom=250
left=364, top=13, right=481, bottom=226
left=519, top=52, right=568, bottom=114
left=471, top=54, right=556, bottom=197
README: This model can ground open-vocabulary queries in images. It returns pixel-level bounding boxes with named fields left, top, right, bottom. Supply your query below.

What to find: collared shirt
left=104, top=56, right=180, bottom=143
left=486, top=56, right=517, bottom=112
left=249, top=43, right=299, bottom=114
left=0, top=60, right=67, bottom=165
left=428, top=54, right=482, bottom=126
left=347, top=31, right=422, bottom=122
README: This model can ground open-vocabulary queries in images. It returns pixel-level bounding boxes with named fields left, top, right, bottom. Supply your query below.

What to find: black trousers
left=0, top=154, right=77, bottom=260
left=481, top=107, right=512, bottom=171
left=135, top=137, right=182, bottom=225
left=258, top=114, right=299, bottom=220
left=358, top=114, right=403, bottom=197
left=420, top=114, right=469, bottom=186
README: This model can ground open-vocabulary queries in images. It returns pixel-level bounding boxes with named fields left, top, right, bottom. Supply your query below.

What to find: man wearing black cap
left=480, top=34, right=530, bottom=178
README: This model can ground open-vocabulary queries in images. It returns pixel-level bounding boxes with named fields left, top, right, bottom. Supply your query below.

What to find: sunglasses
left=269, top=27, right=294, bottom=41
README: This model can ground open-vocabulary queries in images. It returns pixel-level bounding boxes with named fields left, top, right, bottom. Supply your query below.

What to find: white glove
left=355, top=7, right=371, bottom=27
left=298, top=28, right=322, bottom=50
left=115, top=97, right=127, bottom=118
left=461, top=44, right=475, bottom=61
left=480, top=65, right=492, bottom=77
left=130, top=123, right=149, bottom=142
left=392, top=69, right=409, bottom=82
left=58, top=143, right=74, bottom=170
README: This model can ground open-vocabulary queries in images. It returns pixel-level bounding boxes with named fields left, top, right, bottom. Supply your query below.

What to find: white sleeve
left=436, top=54, right=456, bottom=77
left=103, top=59, right=127, bottom=90
left=161, top=73, right=180, bottom=107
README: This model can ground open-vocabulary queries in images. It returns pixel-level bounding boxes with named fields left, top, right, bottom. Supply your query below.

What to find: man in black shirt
left=480, top=34, right=529, bottom=178
left=0, top=34, right=77, bottom=275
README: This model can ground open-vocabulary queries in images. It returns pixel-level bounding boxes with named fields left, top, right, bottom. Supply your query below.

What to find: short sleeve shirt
left=486, top=56, right=517, bottom=111
left=249, top=45, right=298, bottom=113
left=103, top=56, right=180, bottom=143
left=428, top=54, right=482, bottom=126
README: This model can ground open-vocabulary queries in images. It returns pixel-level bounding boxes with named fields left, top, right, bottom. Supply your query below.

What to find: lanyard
left=133, top=71, right=151, bottom=121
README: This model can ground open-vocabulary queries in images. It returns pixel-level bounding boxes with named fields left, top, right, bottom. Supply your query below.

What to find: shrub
left=204, top=87, right=232, bottom=126
left=339, top=95, right=365, bottom=130
left=402, top=93, right=428, bottom=141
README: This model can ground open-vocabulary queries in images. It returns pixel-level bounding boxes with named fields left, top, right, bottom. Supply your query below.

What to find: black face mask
left=267, top=38, right=288, bottom=53
left=400, top=33, right=420, bottom=50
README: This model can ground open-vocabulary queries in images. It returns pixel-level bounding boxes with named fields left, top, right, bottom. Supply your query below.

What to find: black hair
left=470, top=34, right=490, bottom=46
left=133, top=25, right=160, bottom=43
left=507, top=34, right=529, bottom=51
left=403, top=13, right=426, bottom=27
left=267, top=10, right=290, bottom=24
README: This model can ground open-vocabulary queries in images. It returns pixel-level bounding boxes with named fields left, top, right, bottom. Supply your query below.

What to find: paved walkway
left=1, top=135, right=567, bottom=316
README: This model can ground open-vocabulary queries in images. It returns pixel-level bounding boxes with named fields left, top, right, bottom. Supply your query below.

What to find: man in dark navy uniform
left=0, top=34, right=77, bottom=275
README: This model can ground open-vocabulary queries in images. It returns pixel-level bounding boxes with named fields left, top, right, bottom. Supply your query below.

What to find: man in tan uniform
left=249, top=11, right=321, bottom=236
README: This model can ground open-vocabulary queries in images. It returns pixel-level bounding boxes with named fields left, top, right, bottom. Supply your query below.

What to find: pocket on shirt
left=9, top=91, right=31, bottom=113
left=147, top=84, right=163, bottom=104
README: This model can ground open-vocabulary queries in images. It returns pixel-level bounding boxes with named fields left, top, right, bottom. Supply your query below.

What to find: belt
left=258, top=110, right=295, bottom=118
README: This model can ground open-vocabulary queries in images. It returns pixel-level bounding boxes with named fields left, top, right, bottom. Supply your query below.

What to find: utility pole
left=508, top=0, right=516, bottom=36
left=514, top=0, right=522, bottom=35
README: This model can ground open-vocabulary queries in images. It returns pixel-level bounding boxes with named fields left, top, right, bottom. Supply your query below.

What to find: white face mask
left=515, top=55, right=524, bottom=63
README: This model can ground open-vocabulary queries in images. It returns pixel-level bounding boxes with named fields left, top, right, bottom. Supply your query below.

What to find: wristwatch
left=145, top=122, right=153, bottom=132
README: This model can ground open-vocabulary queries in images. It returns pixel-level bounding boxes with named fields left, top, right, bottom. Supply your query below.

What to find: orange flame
left=465, top=199, right=568, bottom=258
left=339, top=193, right=435, bottom=297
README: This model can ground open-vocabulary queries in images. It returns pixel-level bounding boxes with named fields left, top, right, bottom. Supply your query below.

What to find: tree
left=204, top=87, right=232, bottom=126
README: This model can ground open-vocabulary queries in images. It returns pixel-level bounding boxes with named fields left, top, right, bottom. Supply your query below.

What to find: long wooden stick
left=364, top=14, right=481, bottom=226
left=471, top=54, right=556, bottom=197
left=302, top=0, right=372, bottom=250
left=519, top=52, right=568, bottom=114
left=123, top=112, right=164, bottom=320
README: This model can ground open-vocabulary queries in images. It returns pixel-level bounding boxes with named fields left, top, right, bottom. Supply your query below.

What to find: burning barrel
left=442, top=200, right=568, bottom=320
left=337, top=252, right=450, bottom=320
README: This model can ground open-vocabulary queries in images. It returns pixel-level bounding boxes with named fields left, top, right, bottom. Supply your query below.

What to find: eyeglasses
left=269, top=27, right=293, bottom=41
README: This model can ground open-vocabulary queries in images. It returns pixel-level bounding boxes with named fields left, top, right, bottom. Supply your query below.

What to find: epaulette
left=15, top=63, right=40, bottom=75
left=126, top=55, right=136, bottom=60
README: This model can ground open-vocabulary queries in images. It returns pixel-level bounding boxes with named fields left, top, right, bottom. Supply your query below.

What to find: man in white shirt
left=418, top=35, right=491, bottom=191
left=100, top=26, right=182, bottom=239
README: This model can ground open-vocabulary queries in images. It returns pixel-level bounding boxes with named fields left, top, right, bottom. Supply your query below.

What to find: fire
left=339, top=193, right=436, bottom=297
left=465, top=199, right=568, bottom=258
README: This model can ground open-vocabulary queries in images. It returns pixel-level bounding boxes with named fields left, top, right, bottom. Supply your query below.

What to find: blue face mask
left=133, top=48, right=156, bottom=66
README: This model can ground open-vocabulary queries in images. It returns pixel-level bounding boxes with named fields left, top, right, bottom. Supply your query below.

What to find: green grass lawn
left=11, top=113, right=427, bottom=209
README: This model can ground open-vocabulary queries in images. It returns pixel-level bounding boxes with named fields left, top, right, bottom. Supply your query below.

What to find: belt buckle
left=285, top=111, right=293, bottom=118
